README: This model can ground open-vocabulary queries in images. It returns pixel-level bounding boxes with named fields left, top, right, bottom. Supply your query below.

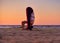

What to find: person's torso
left=30, top=12, right=35, bottom=21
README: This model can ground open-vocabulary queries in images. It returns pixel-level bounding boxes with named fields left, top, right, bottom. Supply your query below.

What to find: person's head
left=26, top=7, right=33, bottom=15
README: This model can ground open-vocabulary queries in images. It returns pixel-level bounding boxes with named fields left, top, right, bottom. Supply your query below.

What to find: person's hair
left=26, top=7, right=33, bottom=15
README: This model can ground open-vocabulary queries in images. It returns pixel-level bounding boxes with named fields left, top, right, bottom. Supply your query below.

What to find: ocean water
left=0, top=25, right=60, bottom=29
left=33, top=25, right=60, bottom=29
left=0, top=25, right=20, bottom=28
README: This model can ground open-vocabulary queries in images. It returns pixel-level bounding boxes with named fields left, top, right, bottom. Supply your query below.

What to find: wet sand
left=0, top=28, right=60, bottom=43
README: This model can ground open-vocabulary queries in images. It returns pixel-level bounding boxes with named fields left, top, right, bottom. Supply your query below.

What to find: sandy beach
left=0, top=28, right=60, bottom=43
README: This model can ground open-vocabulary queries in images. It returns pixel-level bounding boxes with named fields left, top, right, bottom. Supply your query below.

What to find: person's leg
left=21, top=21, right=27, bottom=30
left=27, top=21, right=34, bottom=30
left=30, top=20, right=34, bottom=30
left=21, top=21, right=33, bottom=30
left=27, top=17, right=32, bottom=30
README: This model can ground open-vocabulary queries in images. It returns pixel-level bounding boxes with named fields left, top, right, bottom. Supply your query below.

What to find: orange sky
left=0, top=0, right=60, bottom=25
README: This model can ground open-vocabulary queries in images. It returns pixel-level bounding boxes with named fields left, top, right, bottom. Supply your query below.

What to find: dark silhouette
left=21, top=7, right=35, bottom=30
left=26, top=7, right=34, bottom=30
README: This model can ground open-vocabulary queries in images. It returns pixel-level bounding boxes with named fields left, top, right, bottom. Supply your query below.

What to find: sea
left=0, top=25, right=60, bottom=29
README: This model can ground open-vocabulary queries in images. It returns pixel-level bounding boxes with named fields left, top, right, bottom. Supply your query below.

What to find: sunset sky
left=0, top=0, right=60, bottom=25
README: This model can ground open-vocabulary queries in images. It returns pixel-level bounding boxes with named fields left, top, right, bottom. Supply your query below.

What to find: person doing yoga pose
left=21, top=7, right=35, bottom=30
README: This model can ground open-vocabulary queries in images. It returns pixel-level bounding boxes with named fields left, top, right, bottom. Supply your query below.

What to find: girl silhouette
left=26, top=7, right=35, bottom=30
left=21, top=7, right=35, bottom=30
